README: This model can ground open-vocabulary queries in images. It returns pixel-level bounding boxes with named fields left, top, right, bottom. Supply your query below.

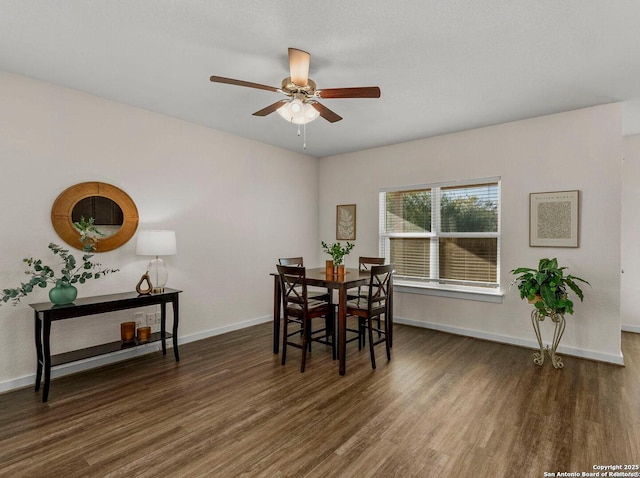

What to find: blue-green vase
left=49, top=282, right=78, bottom=305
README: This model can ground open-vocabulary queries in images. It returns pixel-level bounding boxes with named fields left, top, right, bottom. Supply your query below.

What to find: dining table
left=272, top=267, right=393, bottom=375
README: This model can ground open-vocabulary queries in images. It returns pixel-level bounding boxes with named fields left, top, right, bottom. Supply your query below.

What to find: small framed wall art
left=529, top=190, right=579, bottom=247
left=336, top=204, right=356, bottom=240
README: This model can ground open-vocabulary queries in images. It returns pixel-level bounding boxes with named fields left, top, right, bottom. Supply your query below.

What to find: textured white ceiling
left=2, top=1, right=640, bottom=158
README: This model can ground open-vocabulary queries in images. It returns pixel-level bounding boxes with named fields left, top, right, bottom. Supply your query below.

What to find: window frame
left=380, top=177, right=502, bottom=298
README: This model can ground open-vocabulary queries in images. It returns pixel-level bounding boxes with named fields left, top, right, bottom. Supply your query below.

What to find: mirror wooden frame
left=51, top=182, right=139, bottom=252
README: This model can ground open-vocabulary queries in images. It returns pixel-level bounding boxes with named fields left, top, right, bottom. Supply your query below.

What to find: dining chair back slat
left=278, top=257, right=304, bottom=267
left=359, top=256, right=385, bottom=271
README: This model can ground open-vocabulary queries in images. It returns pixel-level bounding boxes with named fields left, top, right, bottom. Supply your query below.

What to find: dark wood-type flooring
left=1, top=323, right=639, bottom=477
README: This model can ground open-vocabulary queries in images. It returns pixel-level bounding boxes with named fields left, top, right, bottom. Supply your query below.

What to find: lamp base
left=147, top=257, right=168, bottom=292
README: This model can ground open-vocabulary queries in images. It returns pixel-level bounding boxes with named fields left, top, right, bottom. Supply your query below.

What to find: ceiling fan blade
left=210, top=76, right=279, bottom=93
left=288, top=48, right=310, bottom=87
left=252, top=100, right=288, bottom=117
left=317, top=87, right=381, bottom=99
left=311, top=102, right=343, bottom=123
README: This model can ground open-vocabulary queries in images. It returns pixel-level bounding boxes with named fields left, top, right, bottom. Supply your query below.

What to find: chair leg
left=281, top=315, right=288, bottom=366
left=367, top=316, right=376, bottom=369
left=358, top=317, right=365, bottom=350
left=333, top=311, right=337, bottom=360
left=327, top=309, right=336, bottom=360
left=384, top=315, right=391, bottom=361
left=301, top=325, right=311, bottom=352
left=301, top=318, right=309, bottom=373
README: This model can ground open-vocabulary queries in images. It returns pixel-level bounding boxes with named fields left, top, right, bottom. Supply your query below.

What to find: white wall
left=0, top=70, right=626, bottom=394
left=621, top=134, right=640, bottom=332
left=0, top=72, right=320, bottom=391
left=319, top=104, right=623, bottom=363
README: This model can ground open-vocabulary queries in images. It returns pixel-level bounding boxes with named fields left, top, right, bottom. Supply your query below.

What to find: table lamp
left=135, top=230, right=177, bottom=293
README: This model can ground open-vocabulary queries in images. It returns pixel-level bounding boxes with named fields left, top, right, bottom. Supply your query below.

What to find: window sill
left=393, top=281, right=504, bottom=303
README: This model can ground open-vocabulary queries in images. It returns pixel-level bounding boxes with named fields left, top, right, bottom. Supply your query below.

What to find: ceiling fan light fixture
left=290, top=98, right=303, bottom=113
left=276, top=99, right=319, bottom=125
left=305, top=104, right=320, bottom=121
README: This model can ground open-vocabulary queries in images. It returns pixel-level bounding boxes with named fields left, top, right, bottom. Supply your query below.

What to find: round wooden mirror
left=51, top=182, right=139, bottom=252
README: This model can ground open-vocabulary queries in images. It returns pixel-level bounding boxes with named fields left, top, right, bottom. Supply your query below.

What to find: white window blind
left=380, top=178, right=500, bottom=289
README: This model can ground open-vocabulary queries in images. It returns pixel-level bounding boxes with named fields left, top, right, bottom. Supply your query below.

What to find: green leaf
left=511, top=267, right=535, bottom=274
left=565, top=277, right=584, bottom=301
left=540, top=284, right=556, bottom=307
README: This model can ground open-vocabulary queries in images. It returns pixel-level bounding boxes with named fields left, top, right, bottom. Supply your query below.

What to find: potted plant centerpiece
left=1, top=217, right=119, bottom=306
left=510, top=257, right=590, bottom=368
left=321, top=241, right=355, bottom=277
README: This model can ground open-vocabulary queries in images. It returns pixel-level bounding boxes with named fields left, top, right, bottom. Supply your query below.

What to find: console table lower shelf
left=50, top=332, right=172, bottom=366
left=30, top=288, right=181, bottom=403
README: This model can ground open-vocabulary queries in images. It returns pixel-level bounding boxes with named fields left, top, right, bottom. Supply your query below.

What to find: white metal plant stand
left=530, top=308, right=566, bottom=369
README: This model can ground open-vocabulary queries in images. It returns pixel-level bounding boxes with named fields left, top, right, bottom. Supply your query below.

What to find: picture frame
left=336, top=204, right=356, bottom=240
left=529, top=190, right=579, bottom=247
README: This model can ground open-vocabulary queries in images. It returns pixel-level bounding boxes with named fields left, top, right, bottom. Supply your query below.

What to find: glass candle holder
left=326, top=260, right=334, bottom=277
left=121, top=321, right=136, bottom=343
left=137, top=326, right=151, bottom=343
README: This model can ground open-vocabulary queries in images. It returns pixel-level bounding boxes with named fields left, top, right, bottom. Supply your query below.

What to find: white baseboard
left=176, top=315, right=272, bottom=346
left=394, top=316, right=626, bottom=366
left=622, top=324, right=640, bottom=333
left=0, top=315, right=273, bottom=396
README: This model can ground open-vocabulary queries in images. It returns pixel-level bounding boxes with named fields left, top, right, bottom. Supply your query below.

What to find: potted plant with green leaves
left=510, top=257, right=590, bottom=368
left=321, top=241, right=355, bottom=277
left=1, top=217, right=119, bottom=306
left=510, top=257, right=589, bottom=316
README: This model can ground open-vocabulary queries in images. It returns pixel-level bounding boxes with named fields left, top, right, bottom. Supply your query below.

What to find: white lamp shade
left=136, top=230, right=177, bottom=256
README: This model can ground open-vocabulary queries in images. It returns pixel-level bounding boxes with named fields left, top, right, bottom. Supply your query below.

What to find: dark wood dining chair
left=347, top=257, right=385, bottom=299
left=277, top=264, right=336, bottom=372
left=346, top=256, right=386, bottom=347
left=346, top=264, right=394, bottom=369
left=278, top=257, right=331, bottom=302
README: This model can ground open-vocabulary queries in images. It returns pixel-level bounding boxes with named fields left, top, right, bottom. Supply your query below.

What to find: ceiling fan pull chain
left=297, top=124, right=301, bottom=136
left=303, top=123, right=307, bottom=150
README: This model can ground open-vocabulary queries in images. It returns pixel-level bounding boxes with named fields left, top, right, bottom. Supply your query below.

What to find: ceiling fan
left=210, top=48, right=381, bottom=125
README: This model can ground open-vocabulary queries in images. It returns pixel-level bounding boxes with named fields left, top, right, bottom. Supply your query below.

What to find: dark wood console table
left=29, top=288, right=181, bottom=402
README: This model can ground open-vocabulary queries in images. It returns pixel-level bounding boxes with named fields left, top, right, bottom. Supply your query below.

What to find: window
left=379, top=178, right=500, bottom=291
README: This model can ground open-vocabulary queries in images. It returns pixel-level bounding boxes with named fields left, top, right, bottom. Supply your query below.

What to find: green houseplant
left=321, top=241, right=355, bottom=266
left=511, top=258, right=590, bottom=369
left=510, top=257, right=589, bottom=316
left=1, top=218, right=119, bottom=306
